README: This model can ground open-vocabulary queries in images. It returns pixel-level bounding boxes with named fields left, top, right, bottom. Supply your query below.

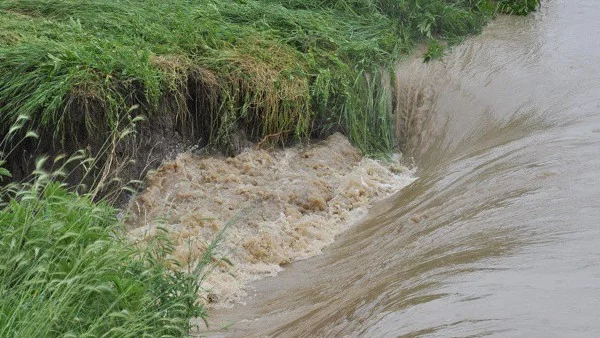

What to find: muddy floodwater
left=127, top=133, right=414, bottom=306
left=181, top=0, right=600, bottom=337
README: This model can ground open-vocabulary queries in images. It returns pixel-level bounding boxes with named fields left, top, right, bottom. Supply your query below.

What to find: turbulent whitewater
left=126, top=133, right=414, bottom=306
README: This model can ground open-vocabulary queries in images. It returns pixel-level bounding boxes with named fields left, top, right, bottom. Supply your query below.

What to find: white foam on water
left=126, top=133, right=415, bottom=307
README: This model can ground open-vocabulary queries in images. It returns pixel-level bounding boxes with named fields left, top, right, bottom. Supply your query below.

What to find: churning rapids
left=141, top=0, right=600, bottom=336
left=127, top=133, right=415, bottom=306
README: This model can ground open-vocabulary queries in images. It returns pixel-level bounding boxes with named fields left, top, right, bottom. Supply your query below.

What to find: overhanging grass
left=0, top=0, right=540, bottom=158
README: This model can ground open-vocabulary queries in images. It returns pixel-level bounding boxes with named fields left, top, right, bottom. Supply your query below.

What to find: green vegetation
left=0, top=172, right=221, bottom=337
left=0, top=0, right=540, bottom=158
left=497, top=0, right=541, bottom=15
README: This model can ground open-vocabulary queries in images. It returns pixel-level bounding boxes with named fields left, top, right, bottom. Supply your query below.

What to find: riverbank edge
left=1, top=0, right=538, bottom=203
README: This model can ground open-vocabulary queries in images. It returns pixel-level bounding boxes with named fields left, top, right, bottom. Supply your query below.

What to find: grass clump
left=0, top=0, right=540, bottom=162
left=497, top=0, right=541, bottom=15
left=0, top=176, right=213, bottom=337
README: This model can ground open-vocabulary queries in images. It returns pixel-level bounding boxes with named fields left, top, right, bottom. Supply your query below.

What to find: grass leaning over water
left=0, top=0, right=540, bottom=159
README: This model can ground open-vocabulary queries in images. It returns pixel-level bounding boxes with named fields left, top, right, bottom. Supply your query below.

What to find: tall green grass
left=497, top=0, right=541, bottom=15
left=0, top=0, right=540, bottom=159
left=0, top=172, right=217, bottom=337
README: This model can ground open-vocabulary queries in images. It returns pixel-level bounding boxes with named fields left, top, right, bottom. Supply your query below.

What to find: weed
left=423, top=38, right=445, bottom=62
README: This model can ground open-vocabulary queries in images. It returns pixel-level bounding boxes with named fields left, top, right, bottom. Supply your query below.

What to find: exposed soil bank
left=126, top=133, right=415, bottom=307
left=0, top=0, right=539, bottom=200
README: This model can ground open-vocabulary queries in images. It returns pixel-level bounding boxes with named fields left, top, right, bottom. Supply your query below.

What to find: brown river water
left=135, top=0, right=600, bottom=336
